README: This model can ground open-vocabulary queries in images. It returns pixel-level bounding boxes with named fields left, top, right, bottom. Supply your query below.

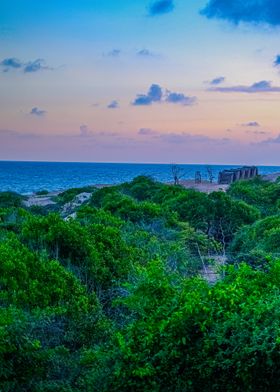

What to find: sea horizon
left=1, top=159, right=280, bottom=167
left=1, top=160, right=279, bottom=195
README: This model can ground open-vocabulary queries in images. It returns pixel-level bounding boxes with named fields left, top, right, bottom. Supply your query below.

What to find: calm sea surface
left=0, top=161, right=279, bottom=194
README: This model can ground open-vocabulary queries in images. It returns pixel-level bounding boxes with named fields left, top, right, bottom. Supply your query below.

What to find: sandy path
left=170, top=180, right=229, bottom=193
left=262, top=172, right=280, bottom=182
left=23, top=192, right=60, bottom=207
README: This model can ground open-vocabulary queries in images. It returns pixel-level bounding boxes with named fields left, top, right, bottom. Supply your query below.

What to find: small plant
left=36, top=190, right=49, bottom=196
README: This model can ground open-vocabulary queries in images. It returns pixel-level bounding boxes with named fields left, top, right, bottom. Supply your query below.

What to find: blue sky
left=1, top=0, right=280, bottom=164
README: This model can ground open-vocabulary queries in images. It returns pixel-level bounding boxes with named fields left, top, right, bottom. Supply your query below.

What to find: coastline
left=1, top=161, right=280, bottom=195
left=22, top=172, right=280, bottom=208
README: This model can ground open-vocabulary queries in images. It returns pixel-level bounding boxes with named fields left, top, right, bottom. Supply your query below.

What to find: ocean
left=0, top=161, right=279, bottom=194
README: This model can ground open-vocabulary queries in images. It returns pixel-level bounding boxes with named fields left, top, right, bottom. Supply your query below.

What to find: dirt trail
left=262, top=172, right=280, bottom=182
left=23, top=192, right=59, bottom=207
left=168, top=180, right=229, bottom=193
left=200, top=255, right=227, bottom=284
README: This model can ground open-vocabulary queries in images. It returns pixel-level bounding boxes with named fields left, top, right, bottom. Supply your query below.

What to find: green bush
left=228, top=177, right=280, bottom=216
left=36, top=190, right=49, bottom=196
left=1, top=176, right=280, bottom=391
left=0, top=192, right=25, bottom=208
left=57, top=186, right=96, bottom=204
left=100, top=260, right=280, bottom=391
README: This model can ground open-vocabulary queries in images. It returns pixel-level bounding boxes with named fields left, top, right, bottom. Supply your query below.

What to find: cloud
left=30, top=107, right=47, bottom=117
left=274, top=54, right=280, bottom=67
left=242, top=121, right=260, bottom=127
left=166, top=92, right=197, bottom=106
left=0, top=57, right=22, bottom=72
left=80, top=125, right=90, bottom=137
left=137, top=128, right=229, bottom=144
left=0, top=129, right=40, bottom=139
left=78, top=125, right=119, bottom=139
left=246, top=129, right=268, bottom=135
left=0, top=57, right=52, bottom=73
left=209, top=80, right=280, bottom=93
left=132, top=84, right=197, bottom=106
left=107, top=100, right=119, bottom=109
left=209, top=76, right=225, bottom=85
left=157, top=132, right=229, bottom=145
left=24, top=59, right=51, bottom=73
left=147, top=84, right=163, bottom=101
left=201, top=0, right=280, bottom=26
left=104, top=49, right=121, bottom=57
left=137, top=49, right=156, bottom=57
left=138, top=128, right=158, bottom=135
left=132, top=84, right=163, bottom=106
left=148, top=0, right=175, bottom=16
left=261, top=134, right=280, bottom=144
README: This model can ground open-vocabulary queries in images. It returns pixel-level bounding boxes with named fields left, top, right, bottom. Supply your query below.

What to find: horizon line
left=0, top=159, right=279, bottom=168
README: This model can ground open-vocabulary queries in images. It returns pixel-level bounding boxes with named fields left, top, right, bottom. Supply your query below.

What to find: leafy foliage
left=57, top=186, right=96, bottom=204
left=0, top=191, right=25, bottom=208
left=99, top=260, right=280, bottom=391
left=228, top=176, right=280, bottom=216
left=1, top=175, right=280, bottom=390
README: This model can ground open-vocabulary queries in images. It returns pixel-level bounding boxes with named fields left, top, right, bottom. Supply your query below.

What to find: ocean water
left=0, top=161, right=279, bottom=194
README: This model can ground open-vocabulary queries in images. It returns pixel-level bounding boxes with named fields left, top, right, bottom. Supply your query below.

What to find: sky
left=1, top=0, right=280, bottom=164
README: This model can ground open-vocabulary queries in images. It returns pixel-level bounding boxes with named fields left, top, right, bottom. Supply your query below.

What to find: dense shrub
left=57, top=186, right=96, bottom=204
left=228, top=177, right=280, bottom=216
left=97, top=260, right=280, bottom=392
left=1, top=176, right=280, bottom=391
left=0, top=191, right=25, bottom=208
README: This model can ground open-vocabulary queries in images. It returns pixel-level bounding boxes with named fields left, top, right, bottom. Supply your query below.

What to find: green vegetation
left=57, top=185, right=96, bottom=204
left=35, top=190, right=49, bottom=196
left=0, top=191, right=25, bottom=208
left=228, top=176, right=280, bottom=216
left=1, top=175, right=280, bottom=390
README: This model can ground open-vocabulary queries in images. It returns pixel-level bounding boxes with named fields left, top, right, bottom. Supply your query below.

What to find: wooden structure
left=218, top=166, right=258, bottom=185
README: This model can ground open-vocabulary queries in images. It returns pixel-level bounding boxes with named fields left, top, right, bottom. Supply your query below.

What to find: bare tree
left=195, top=171, right=202, bottom=184
left=206, top=165, right=215, bottom=183
left=171, top=164, right=185, bottom=185
left=219, top=218, right=227, bottom=279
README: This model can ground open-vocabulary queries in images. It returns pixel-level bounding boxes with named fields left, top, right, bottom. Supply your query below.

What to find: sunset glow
left=1, top=0, right=280, bottom=164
